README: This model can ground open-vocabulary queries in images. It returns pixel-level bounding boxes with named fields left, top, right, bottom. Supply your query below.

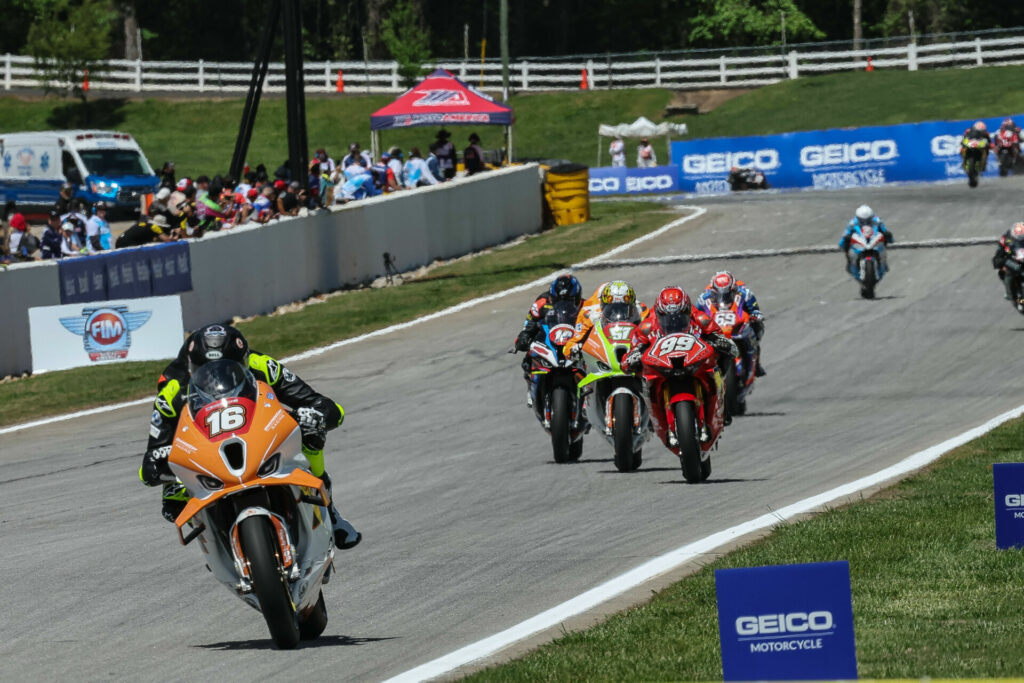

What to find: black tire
left=967, top=159, right=980, bottom=187
left=860, top=258, right=876, bottom=299
left=612, top=394, right=637, bottom=472
left=724, top=363, right=740, bottom=421
left=239, top=516, right=300, bottom=649
left=299, top=591, right=329, bottom=641
left=550, top=386, right=572, bottom=463
left=674, top=402, right=704, bottom=483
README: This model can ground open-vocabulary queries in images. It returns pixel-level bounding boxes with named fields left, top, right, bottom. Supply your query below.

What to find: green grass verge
left=3, top=65, right=1024, bottom=176
left=464, top=419, right=1024, bottom=681
left=0, top=201, right=675, bottom=427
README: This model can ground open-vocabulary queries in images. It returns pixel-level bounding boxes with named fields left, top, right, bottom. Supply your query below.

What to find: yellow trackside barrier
left=544, top=163, right=589, bottom=227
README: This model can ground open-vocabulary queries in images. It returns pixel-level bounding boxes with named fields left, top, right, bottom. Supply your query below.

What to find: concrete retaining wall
left=0, top=164, right=542, bottom=376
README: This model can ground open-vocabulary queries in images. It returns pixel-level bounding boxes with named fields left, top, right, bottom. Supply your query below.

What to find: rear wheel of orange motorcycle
left=240, top=515, right=300, bottom=649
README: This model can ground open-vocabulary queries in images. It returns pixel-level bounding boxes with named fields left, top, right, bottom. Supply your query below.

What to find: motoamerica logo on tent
left=59, top=305, right=152, bottom=361
left=412, top=89, right=470, bottom=107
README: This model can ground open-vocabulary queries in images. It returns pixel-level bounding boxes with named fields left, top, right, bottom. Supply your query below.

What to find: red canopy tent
left=368, top=68, right=516, bottom=163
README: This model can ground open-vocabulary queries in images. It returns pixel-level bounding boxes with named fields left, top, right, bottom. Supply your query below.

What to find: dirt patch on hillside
left=667, top=88, right=753, bottom=115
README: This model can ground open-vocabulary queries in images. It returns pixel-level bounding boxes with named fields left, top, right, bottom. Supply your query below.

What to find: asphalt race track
left=2, top=178, right=1023, bottom=681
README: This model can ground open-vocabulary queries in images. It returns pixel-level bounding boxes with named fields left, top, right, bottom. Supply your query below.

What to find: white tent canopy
left=597, top=116, right=688, bottom=166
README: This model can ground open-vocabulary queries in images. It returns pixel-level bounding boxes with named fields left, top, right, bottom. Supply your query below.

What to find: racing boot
left=161, top=481, right=190, bottom=523
left=320, top=471, right=362, bottom=550
left=755, top=362, right=767, bottom=377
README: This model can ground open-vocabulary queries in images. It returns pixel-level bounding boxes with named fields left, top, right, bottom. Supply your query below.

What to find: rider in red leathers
left=622, top=286, right=737, bottom=437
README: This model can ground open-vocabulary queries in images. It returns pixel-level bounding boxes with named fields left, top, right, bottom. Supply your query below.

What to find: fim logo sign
left=59, top=305, right=152, bottom=361
left=993, top=463, right=1024, bottom=549
left=716, top=561, right=857, bottom=681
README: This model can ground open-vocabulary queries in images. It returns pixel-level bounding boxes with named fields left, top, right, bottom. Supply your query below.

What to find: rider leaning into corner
left=621, top=285, right=738, bottom=433
left=695, top=270, right=767, bottom=377
left=993, top=221, right=1024, bottom=301
left=513, top=274, right=584, bottom=406
left=839, top=205, right=895, bottom=277
left=961, top=120, right=993, bottom=171
left=138, top=324, right=362, bottom=550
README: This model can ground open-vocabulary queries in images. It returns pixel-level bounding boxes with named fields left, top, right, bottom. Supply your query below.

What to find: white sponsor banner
left=29, top=295, right=184, bottom=373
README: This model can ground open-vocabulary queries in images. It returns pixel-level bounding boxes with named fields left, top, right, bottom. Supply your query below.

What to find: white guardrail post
left=788, top=50, right=798, bottom=78
left=655, top=55, right=661, bottom=86
left=719, top=55, right=727, bottom=84
left=391, top=61, right=398, bottom=89
left=4, top=54, right=10, bottom=91
left=135, top=58, right=142, bottom=91
left=976, top=37, right=984, bottom=65
left=586, top=59, right=594, bottom=89
left=198, top=59, right=205, bottom=92
left=908, top=43, right=918, bottom=71
left=520, top=60, right=528, bottom=89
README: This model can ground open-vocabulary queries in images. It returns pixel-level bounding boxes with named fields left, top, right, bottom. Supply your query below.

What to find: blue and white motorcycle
left=846, top=225, right=888, bottom=299
left=525, top=300, right=587, bottom=463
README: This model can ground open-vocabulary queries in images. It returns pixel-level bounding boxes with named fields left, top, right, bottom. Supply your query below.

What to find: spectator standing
left=315, top=148, right=336, bottom=175
left=61, top=199, right=89, bottom=251
left=116, top=214, right=175, bottom=248
left=54, top=182, right=74, bottom=214
left=149, top=187, right=173, bottom=221
left=342, top=143, right=372, bottom=169
left=609, top=136, right=626, bottom=167
left=86, top=200, right=111, bottom=252
left=159, top=161, right=176, bottom=189
left=426, top=143, right=442, bottom=181
left=403, top=147, right=440, bottom=188
left=40, top=211, right=63, bottom=259
left=436, top=129, right=456, bottom=180
left=3, top=200, right=28, bottom=258
left=637, top=137, right=657, bottom=168
left=463, top=133, right=485, bottom=175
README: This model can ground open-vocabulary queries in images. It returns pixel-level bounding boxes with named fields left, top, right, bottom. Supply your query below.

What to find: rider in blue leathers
left=695, top=271, right=766, bottom=377
left=838, top=205, right=894, bottom=278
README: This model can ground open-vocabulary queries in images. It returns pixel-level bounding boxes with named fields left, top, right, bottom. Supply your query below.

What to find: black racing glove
left=514, top=329, right=533, bottom=352
left=622, top=347, right=644, bottom=372
left=141, top=446, right=175, bottom=486
left=839, top=236, right=850, bottom=251
left=710, top=335, right=739, bottom=359
left=884, top=231, right=894, bottom=244
left=297, top=406, right=328, bottom=450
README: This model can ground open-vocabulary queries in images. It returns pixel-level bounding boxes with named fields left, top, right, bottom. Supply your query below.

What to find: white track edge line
left=382, top=401, right=1024, bottom=683
left=0, top=206, right=707, bottom=436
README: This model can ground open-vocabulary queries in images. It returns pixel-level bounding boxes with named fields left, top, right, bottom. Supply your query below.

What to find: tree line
left=2, top=0, right=1023, bottom=68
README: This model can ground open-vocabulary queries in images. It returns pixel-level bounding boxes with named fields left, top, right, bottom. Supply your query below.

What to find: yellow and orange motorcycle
left=168, top=359, right=335, bottom=649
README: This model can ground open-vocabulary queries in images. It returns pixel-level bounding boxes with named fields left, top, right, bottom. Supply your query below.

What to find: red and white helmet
left=654, top=286, right=692, bottom=334
left=710, top=271, right=737, bottom=304
left=1011, top=222, right=1024, bottom=239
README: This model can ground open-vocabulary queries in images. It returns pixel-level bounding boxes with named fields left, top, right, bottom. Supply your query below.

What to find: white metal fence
left=4, top=31, right=1024, bottom=95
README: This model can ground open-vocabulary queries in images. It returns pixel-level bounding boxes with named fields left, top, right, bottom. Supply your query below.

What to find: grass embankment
left=466, top=420, right=1024, bottom=681
left=3, top=65, right=1024, bottom=175
left=0, top=202, right=674, bottom=427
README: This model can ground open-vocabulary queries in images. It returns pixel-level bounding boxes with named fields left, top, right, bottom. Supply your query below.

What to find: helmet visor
left=602, top=302, right=636, bottom=322
left=188, top=360, right=257, bottom=416
left=547, top=299, right=579, bottom=326
left=656, top=310, right=689, bottom=335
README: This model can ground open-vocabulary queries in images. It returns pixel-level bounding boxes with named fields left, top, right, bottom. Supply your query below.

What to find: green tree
left=688, top=0, right=825, bottom=47
left=379, top=0, right=431, bottom=87
left=25, top=0, right=115, bottom=101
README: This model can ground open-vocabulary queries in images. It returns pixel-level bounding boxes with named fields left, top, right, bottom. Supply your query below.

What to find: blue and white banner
left=716, top=561, right=858, bottom=681
left=28, top=295, right=184, bottom=373
left=672, top=114, right=1022, bottom=194
left=993, top=463, right=1024, bottom=549
left=588, top=165, right=680, bottom=196
left=58, top=241, right=192, bottom=304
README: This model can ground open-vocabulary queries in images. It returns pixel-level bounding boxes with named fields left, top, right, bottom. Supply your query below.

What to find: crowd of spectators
left=0, top=128, right=495, bottom=263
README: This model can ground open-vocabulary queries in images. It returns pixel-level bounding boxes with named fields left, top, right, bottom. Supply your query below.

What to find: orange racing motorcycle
left=167, top=360, right=335, bottom=649
left=704, top=299, right=759, bottom=419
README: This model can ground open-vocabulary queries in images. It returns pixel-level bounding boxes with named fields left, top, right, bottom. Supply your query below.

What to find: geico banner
left=993, top=463, right=1024, bottom=549
left=28, top=295, right=184, bottom=373
left=672, top=113, right=1024, bottom=194
left=588, top=165, right=679, bottom=196
left=715, top=561, right=857, bottom=681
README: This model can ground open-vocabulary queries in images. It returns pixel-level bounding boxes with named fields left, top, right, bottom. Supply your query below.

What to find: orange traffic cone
left=580, top=68, right=588, bottom=90
left=83, top=68, right=90, bottom=91
left=865, top=57, right=874, bottom=72
left=336, top=69, right=344, bottom=92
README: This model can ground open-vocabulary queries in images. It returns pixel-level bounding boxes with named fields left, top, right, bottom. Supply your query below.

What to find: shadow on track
left=597, top=467, right=679, bottom=474
left=658, top=477, right=768, bottom=485
left=547, top=458, right=614, bottom=464
left=195, top=634, right=398, bottom=651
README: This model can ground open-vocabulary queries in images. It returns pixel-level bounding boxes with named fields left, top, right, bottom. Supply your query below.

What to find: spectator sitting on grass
left=40, top=211, right=63, bottom=259
left=253, top=186, right=276, bottom=223
left=387, top=148, right=406, bottom=187
left=60, top=222, right=83, bottom=257
left=115, top=214, right=176, bottom=248
left=277, top=181, right=301, bottom=216
left=403, top=147, right=439, bottom=188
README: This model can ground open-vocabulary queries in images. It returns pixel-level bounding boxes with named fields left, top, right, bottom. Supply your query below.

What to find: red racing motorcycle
left=640, top=332, right=724, bottom=483
left=995, top=127, right=1020, bottom=177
